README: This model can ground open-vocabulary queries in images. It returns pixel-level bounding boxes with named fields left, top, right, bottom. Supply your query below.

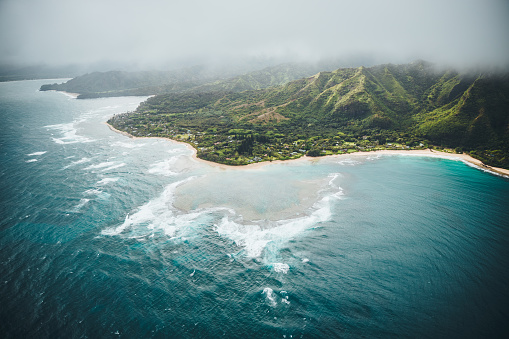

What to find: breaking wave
left=101, top=177, right=202, bottom=238
left=45, top=122, right=93, bottom=144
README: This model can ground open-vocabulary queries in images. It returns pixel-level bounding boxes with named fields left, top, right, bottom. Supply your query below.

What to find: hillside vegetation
left=106, top=61, right=509, bottom=168
left=40, top=63, right=328, bottom=99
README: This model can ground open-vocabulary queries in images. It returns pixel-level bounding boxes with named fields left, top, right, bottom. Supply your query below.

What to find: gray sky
left=1, top=0, right=508, bottom=69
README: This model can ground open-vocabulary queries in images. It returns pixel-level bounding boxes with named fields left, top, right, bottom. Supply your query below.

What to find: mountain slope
left=416, top=74, right=509, bottom=148
left=107, top=61, right=509, bottom=167
left=39, top=63, right=330, bottom=99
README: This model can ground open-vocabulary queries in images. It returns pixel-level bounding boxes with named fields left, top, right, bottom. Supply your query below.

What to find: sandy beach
left=105, top=123, right=509, bottom=177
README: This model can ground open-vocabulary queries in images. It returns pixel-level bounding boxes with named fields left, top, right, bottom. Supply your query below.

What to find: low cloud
left=1, top=0, right=508, bottom=70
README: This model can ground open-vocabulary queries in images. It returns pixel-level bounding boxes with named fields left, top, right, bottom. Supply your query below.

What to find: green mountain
left=39, top=63, right=336, bottom=99
left=107, top=61, right=509, bottom=168
left=190, top=63, right=329, bottom=93
left=39, top=67, right=213, bottom=98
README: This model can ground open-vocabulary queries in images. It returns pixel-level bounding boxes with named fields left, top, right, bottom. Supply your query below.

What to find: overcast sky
left=1, top=0, right=508, bottom=69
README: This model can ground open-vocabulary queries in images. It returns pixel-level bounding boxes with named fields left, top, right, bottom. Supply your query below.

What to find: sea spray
left=101, top=176, right=200, bottom=237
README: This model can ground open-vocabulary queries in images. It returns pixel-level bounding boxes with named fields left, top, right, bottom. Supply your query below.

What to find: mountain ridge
left=39, top=63, right=334, bottom=99
left=102, top=61, right=508, bottom=168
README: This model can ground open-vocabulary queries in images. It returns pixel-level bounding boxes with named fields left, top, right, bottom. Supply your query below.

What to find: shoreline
left=46, top=90, right=79, bottom=98
left=105, top=123, right=509, bottom=177
left=62, top=91, right=80, bottom=98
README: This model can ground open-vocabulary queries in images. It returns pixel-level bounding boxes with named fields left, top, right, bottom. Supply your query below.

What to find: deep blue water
left=1, top=80, right=509, bottom=338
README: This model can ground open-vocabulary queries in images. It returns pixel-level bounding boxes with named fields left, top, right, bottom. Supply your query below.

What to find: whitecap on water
left=262, top=287, right=278, bottom=307
left=111, top=141, right=146, bottom=149
left=25, top=159, right=38, bottom=163
left=64, top=157, right=92, bottom=169
left=82, top=161, right=125, bottom=172
left=97, top=177, right=119, bottom=185
left=147, top=157, right=179, bottom=176
left=27, top=151, right=47, bottom=156
left=101, top=177, right=203, bottom=238
left=336, top=158, right=362, bottom=166
left=272, top=263, right=290, bottom=274
left=84, top=189, right=103, bottom=195
left=83, top=161, right=115, bottom=170
left=72, top=198, right=90, bottom=211
left=45, top=122, right=93, bottom=144
left=101, top=163, right=125, bottom=172
left=214, top=188, right=339, bottom=259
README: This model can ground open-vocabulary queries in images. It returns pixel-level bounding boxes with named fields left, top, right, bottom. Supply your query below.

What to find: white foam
left=327, top=172, right=342, bottom=187
left=336, top=158, right=361, bottom=166
left=101, top=163, right=126, bottom=172
left=73, top=157, right=92, bottom=165
left=111, top=141, right=145, bottom=149
left=147, top=158, right=178, bottom=176
left=63, top=157, right=92, bottom=169
left=167, top=148, right=185, bottom=154
left=84, top=189, right=102, bottom=195
left=27, top=151, right=47, bottom=156
left=45, top=122, right=93, bottom=144
left=101, top=177, right=199, bottom=237
left=215, top=191, right=336, bottom=258
left=26, top=159, right=37, bottom=163
left=83, top=161, right=116, bottom=170
left=272, top=263, right=290, bottom=274
left=97, top=177, right=119, bottom=185
left=73, top=198, right=90, bottom=211
left=262, top=287, right=277, bottom=307
left=215, top=219, right=271, bottom=257
left=461, top=159, right=509, bottom=178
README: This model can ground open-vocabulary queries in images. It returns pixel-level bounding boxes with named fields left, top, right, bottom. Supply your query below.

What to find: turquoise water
left=1, top=80, right=509, bottom=337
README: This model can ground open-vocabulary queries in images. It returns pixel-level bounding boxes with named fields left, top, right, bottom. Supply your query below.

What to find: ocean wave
left=214, top=174, right=343, bottom=259
left=461, top=159, right=509, bottom=178
left=27, top=151, right=47, bottom=156
left=272, top=263, right=290, bottom=274
left=83, top=161, right=116, bottom=170
left=25, top=159, right=38, bottom=163
left=147, top=157, right=179, bottom=176
left=262, top=287, right=278, bottom=307
left=97, top=177, right=119, bottom=185
left=336, top=158, right=362, bottom=166
left=72, top=198, right=90, bottom=211
left=84, top=189, right=103, bottom=195
left=215, top=189, right=339, bottom=258
left=45, top=122, right=94, bottom=144
left=101, top=163, right=126, bottom=172
left=101, top=177, right=199, bottom=237
left=111, top=141, right=146, bottom=149
left=63, top=157, right=92, bottom=169
left=82, top=161, right=125, bottom=172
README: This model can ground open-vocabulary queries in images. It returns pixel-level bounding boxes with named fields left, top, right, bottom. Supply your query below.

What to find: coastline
left=105, top=122, right=509, bottom=177
left=47, top=90, right=79, bottom=98
left=63, top=91, right=80, bottom=98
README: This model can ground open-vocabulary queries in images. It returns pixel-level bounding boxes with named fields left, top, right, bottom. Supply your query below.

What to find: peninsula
left=107, top=61, right=509, bottom=170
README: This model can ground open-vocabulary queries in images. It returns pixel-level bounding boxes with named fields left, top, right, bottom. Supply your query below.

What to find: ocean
left=1, top=80, right=508, bottom=338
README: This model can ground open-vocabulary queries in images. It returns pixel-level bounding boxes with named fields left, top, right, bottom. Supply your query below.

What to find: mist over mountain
left=106, top=61, right=509, bottom=168
left=1, top=0, right=508, bottom=75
